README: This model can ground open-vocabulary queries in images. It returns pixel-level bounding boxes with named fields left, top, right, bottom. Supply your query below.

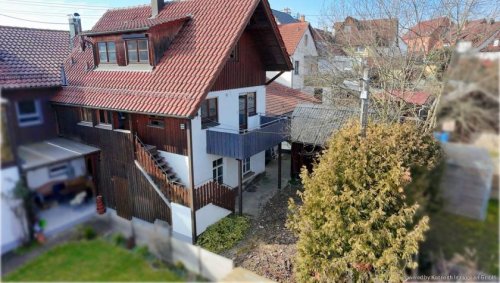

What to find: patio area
left=238, top=153, right=291, bottom=217
left=39, top=201, right=96, bottom=237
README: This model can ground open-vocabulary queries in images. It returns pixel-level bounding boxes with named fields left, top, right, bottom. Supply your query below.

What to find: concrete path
left=238, top=153, right=291, bottom=217
left=220, top=267, right=276, bottom=282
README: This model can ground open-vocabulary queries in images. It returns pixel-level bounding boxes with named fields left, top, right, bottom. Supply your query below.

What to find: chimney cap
left=68, top=12, right=80, bottom=19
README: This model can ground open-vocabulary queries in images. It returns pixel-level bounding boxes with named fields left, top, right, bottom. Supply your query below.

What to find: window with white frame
left=294, top=60, right=300, bottom=75
left=49, top=163, right=69, bottom=178
left=16, top=100, right=43, bottom=127
left=242, top=157, right=250, bottom=174
left=212, top=158, right=223, bottom=184
left=494, top=39, right=499, bottom=47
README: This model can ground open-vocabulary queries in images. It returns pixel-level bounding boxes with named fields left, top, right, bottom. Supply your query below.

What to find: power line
left=1, top=9, right=103, bottom=18
left=3, top=0, right=113, bottom=9
left=2, top=0, right=112, bottom=11
left=0, top=13, right=67, bottom=25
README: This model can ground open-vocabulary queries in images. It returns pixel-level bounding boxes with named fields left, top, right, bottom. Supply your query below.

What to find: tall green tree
left=287, top=122, right=441, bottom=282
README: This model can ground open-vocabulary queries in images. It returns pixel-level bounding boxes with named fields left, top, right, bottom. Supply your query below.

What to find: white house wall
left=158, top=150, right=190, bottom=187
left=1, top=166, right=24, bottom=254
left=267, top=27, right=318, bottom=90
left=190, top=85, right=267, bottom=188
left=26, top=158, right=86, bottom=189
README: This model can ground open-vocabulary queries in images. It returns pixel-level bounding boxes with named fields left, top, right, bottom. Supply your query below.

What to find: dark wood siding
left=2, top=88, right=58, bottom=146
left=54, top=105, right=171, bottom=223
left=211, top=31, right=266, bottom=91
left=132, top=114, right=188, bottom=156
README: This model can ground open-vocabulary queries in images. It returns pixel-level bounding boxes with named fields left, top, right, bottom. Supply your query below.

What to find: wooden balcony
left=206, top=116, right=288, bottom=160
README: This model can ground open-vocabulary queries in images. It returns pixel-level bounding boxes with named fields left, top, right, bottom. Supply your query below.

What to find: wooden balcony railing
left=194, top=181, right=235, bottom=212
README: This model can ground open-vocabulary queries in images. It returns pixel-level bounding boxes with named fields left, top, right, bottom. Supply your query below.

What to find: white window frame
left=212, top=158, right=223, bottom=184
left=242, top=157, right=251, bottom=174
left=494, top=39, right=499, bottom=47
left=49, top=163, right=69, bottom=178
left=15, top=99, right=43, bottom=127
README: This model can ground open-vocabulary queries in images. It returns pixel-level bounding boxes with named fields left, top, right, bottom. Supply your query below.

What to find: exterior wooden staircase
left=143, top=144, right=181, bottom=184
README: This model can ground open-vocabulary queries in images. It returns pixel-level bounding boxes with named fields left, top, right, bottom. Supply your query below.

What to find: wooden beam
left=238, top=159, right=243, bottom=216
left=278, top=144, right=282, bottom=189
left=266, top=71, right=285, bottom=85
left=186, top=120, right=197, bottom=243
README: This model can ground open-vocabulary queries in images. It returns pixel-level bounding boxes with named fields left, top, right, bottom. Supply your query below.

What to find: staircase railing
left=134, top=134, right=183, bottom=186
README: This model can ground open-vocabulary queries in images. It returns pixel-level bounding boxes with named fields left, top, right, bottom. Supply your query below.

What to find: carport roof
left=18, top=138, right=100, bottom=171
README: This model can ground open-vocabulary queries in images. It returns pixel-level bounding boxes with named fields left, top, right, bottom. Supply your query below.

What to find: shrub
left=196, top=215, right=250, bottom=253
left=112, top=233, right=126, bottom=247
left=287, top=121, right=442, bottom=282
left=76, top=225, right=96, bottom=240
left=134, top=245, right=150, bottom=258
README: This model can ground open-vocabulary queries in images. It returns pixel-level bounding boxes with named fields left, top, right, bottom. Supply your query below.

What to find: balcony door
left=239, top=95, right=247, bottom=131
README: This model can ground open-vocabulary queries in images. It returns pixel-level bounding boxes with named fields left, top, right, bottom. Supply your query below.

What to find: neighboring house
left=402, top=17, right=453, bottom=54
left=0, top=24, right=101, bottom=253
left=332, top=16, right=400, bottom=60
left=271, top=8, right=299, bottom=25
left=455, top=19, right=500, bottom=60
left=266, top=82, right=319, bottom=116
left=51, top=0, right=292, bottom=242
left=373, top=90, right=433, bottom=120
left=290, top=103, right=360, bottom=178
left=267, top=21, right=318, bottom=90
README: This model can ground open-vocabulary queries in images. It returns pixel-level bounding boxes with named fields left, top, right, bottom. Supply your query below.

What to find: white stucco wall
left=1, top=166, right=25, bottom=254
left=190, top=85, right=267, bottom=188
left=158, top=150, right=189, bottom=187
left=476, top=52, right=500, bottom=60
left=26, top=158, right=86, bottom=189
left=267, top=27, right=318, bottom=90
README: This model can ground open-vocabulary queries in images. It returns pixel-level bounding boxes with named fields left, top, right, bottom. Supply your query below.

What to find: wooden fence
left=194, top=181, right=235, bottom=212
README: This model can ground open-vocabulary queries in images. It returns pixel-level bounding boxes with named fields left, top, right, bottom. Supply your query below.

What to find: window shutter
left=116, top=40, right=127, bottom=66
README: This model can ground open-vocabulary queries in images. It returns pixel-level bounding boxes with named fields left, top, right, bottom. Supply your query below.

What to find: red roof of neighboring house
left=266, top=82, right=319, bottom=115
left=278, top=22, right=310, bottom=55
left=52, top=0, right=291, bottom=118
left=334, top=16, right=398, bottom=47
left=0, top=26, right=69, bottom=89
left=389, top=90, right=432, bottom=106
left=455, top=19, right=500, bottom=48
left=402, top=17, right=453, bottom=41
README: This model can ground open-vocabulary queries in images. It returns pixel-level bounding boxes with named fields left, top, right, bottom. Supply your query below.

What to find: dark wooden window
left=97, top=109, right=112, bottom=125
left=212, top=158, right=223, bottom=184
left=201, top=98, right=218, bottom=129
left=247, top=92, right=256, bottom=116
left=79, top=108, right=93, bottom=123
left=148, top=116, right=165, bottom=128
left=294, top=60, right=300, bottom=75
left=97, top=42, right=116, bottom=63
left=16, top=100, right=43, bottom=127
left=126, top=39, right=149, bottom=64
left=229, top=43, right=239, bottom=61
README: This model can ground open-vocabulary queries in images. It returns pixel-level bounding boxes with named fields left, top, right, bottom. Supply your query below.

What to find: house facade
left=0, top=25, right=101, bottom=253
left=455, top=19, right=500, bottom=60
left=51, top=0, right=292, bottom=242
left=267, top=21, right=318, bottom=90
left=402, top=17, right=453, bottom=54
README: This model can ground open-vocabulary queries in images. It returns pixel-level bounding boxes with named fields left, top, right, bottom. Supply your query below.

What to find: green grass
left=421, top=199, right=499, bottom=275
left=3, top=240, right=183, bottom=282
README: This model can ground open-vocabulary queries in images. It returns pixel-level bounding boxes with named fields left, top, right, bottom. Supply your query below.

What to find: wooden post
left=278, top=144, right=282, bottom=189
left=186, top=120, right=197, bottom=243
left=360, top=66, right=370, bottom=137
left=238, top=159, right=243, bottom=216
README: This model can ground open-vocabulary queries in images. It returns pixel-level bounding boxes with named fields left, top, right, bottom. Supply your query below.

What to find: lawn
left=421, top=199, right=499, bottom=276
left=3, top=240, right=183, bottom=282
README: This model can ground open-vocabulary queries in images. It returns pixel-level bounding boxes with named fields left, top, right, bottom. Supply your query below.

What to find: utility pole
left=359, top=66, right=370, bottom=137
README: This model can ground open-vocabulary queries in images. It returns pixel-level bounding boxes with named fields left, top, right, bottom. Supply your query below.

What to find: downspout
left=186, top=119, right=197, bottom=243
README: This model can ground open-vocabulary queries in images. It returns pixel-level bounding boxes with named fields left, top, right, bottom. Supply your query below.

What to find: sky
left=0, top=0, right=328, bottom=31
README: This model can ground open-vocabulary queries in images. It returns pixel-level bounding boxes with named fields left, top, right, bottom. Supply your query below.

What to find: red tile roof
left=455, top=19, right=500, bottom=48
left=380, top=90, right=432, bottom=106
left=334, top=17, right=398, bottom=47
left=402, top=17, right=453, bottom=41
left=266, top=82, right=319, bottom=115
left=278, top=22, right=310, bottom=55
left=53, top=0, right=291, bottom=118
left=0, top=26, right=69, bottom=89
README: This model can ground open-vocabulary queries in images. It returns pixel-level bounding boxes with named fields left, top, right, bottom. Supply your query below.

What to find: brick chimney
left=151, top=0, right=164, bottom=17
left=68, top=13, right=81, bottom=48
left=299, top=14, right=306, bottom=22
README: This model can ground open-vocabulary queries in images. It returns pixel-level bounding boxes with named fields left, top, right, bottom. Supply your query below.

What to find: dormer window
left=98, top=42, right=116, bottom=64
left=126, top=39, right=149, bottom=64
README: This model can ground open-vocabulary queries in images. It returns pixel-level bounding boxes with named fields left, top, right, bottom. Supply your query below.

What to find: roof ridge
left=0, top=25, right=69, bottom=33
left=106, top=3, right=150, bottom=11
